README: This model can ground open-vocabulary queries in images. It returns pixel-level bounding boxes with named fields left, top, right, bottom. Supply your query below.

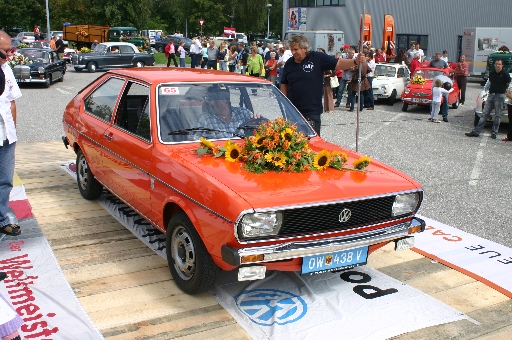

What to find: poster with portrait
left=288, top=8, right=307, bottom=31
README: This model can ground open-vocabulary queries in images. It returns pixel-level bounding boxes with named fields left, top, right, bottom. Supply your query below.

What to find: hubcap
left=171, top=226, right=195, bottom=280
left=78, top=155, right=89, bottom=190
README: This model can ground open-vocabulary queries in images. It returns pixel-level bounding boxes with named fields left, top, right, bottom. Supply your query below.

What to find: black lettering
left=465, top=245, right=485, bottom=251
left=339, top=270, right=371, bottom=284
left=498, top=258, right=512, bottom=264
left=353, top=285, right=398, bottom=299
left=479, top=251, right=501, bottom=259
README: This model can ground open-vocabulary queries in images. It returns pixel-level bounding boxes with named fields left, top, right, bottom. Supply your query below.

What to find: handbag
left=329, top=76, right=339, bottom=88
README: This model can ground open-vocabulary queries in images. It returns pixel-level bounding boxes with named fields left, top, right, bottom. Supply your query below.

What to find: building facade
left=282, top=0, right=511, bottom=61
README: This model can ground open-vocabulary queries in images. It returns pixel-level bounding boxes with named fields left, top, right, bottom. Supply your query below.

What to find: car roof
left=105, top=68, right=271, bottom=84
left=99, top=42, right=137, bottom=47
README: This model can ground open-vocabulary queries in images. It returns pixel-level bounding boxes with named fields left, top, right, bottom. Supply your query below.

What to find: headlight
left=238, top=212, right=283, bottom=239
left=380, top=85, right=387, bottom=91
left=392, top=193, right=419, bottom=216
left=38, top=67, right=45, bottom=74
left=404, top=89, right=410, bottom=94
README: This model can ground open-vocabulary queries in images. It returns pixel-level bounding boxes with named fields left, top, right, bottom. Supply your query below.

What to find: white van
left=236, top=33, right=248, bottom=44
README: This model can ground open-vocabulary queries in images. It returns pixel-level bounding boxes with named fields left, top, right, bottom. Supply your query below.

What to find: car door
left=119, top=44, right=136, bottom=66
left=102, top=45, right=123, bottom=68
left=47, top=51, right=64, bottom=81
left=101, top=80, right=153, bottom=217
left=80, top=76, right=126, bottom=184
left=397, top=66, right=410, bottom=93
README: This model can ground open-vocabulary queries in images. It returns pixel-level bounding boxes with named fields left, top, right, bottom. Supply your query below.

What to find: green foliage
left=1, top=0, right=283, bottom=39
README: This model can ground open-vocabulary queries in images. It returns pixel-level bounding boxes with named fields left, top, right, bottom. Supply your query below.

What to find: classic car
left=474, top=79, right=511, bottom=126
left=12, top=48, right=66, bottom=87
left=372, top=63, right=410, bottom=105
left=14, top=31, right=35, bottom=43
left=400, top=66, right=460, bottom=112
left=30, top=41, right=77, bottom=63
left=154, top=36, right=192, bottom=54
left=62, top=68, right=425, bottom=295
left=71, top=42, right=155, bottom=73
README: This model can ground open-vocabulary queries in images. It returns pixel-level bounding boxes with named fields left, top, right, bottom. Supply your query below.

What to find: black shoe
left=443, top=118, right=448, bottom=122
left=491, top=133, right=497, bottom=139
left=465, top=132, right=479, bottom=137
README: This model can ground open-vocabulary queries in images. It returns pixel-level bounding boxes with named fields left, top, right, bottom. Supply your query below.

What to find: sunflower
left=313, top=150, right=330, bottom=170
left=253, top=134, right=265, bottom=147
left=264, top=152, right=287, bottom=168
left=200, top=137, right=214, bottom=149
left=225, top=143, right=242, bottom=162
left=281, top=128, right=294, bottom=142
left=353, top=155, right=371, bottom=170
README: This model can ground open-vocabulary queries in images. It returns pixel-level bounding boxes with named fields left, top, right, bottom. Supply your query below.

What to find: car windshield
left=157, top=83, right=316, bottom=143
left=19, top=50, right=49, bottom=63
left=414, top=69, right=446, bottom=80
left=374, top=65, right=396, bottom=77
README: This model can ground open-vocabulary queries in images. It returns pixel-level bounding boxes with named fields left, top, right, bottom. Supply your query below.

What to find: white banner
left=0, top=237, right=104, bottom=339
left=212, top=267, right=472, bottom=340
left=414, top=215, right=512, bottom=298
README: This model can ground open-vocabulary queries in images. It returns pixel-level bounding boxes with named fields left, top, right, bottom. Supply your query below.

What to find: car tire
left=401, top=102, right=408, bottom=112
left=388, top=90, right=397, bottom=106
left=136, top=61, right=145, bottom=68
left=76, top=149, right=103, bottom=200
left=87, top=62, right=97, bottom=73
left=157, top=46, right=164, bottom=53
left=451, top=99, right=459, bottom=109
left=44, top=75, right=51, bottom=88
left=166, top=212, right=219, bottom=295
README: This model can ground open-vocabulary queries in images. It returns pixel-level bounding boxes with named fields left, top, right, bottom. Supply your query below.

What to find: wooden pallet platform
left=15, top=141, right=511, bottom=339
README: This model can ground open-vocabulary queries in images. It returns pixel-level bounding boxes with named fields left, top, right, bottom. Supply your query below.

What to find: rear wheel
left=401, top=102, right=408, bottom=112
left=166, top=212, right=219, bottom=294
left=76, top=150, right=103, bottom=200
left=87, top=62, right=97, bottom=73
left=388, top=90, right=397, bottom=106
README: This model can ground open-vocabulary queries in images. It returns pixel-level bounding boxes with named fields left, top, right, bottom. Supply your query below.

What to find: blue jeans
left=335, top=79, right=348, bottom=105
left=180, top=58, right=185, bottom=67
left=473, top=93, right=506, bottom=135
left=206, top=60, right=217, bottom=70
left=219, top=60, right=227, bottom=71
left=190, top=54, right=197, bottom=68
left=0, top=141, right=16, bottom=227
left=441, top=92, right=449, bottom=118
left=364, top=76, right=374, bottom=108
left=349, top=88, right=364, bottom=111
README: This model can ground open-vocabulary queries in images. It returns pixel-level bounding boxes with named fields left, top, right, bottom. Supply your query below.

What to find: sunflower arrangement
left=410, top=74, right=426, bottom=85
left=79, top=47, right=91, bottom=53
left=197, top=118, right=371, bottom=174
left=7, top=53, right=32, bottom=69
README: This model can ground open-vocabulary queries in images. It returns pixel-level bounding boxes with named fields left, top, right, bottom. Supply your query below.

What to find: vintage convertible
left=71, top=42, right=155, bottom=73
left=12, top=48, right=66, bottom=87
left=62, top=68, right=425, bottom=294
left=400, top=66, right=460, bottom=112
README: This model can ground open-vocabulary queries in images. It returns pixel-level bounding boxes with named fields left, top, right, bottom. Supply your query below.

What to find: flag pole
left=356, top=1, right=366, bottom=152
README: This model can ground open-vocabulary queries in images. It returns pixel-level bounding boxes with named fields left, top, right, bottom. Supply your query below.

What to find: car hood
left=167, top=139, right=422, bottom=209
left=373, top=77, right=397, bottom=85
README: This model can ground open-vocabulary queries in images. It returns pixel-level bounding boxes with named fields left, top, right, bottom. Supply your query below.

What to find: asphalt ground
left=15, top=67, right=512, bottom=249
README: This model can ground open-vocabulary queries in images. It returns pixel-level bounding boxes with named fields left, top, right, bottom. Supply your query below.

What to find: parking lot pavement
left=15, top=71, right=512, bottom=249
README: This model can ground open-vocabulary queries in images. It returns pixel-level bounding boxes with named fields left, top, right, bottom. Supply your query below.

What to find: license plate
left=301, top=246, right=368, bottom=275
left=411, top=98, right=430, bottom=103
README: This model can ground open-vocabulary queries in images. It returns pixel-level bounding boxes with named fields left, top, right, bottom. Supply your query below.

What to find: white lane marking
left=469, top=135, right=488, bottom=186
left=348, top=112, right=403, bottom=149
left=56, top=88, right=72, bottom=95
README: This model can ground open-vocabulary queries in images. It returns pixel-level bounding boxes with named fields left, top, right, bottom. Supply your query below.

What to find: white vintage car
left=474, top=78, right=511, bottom=126
left=372, top=63, right=410, bottom=105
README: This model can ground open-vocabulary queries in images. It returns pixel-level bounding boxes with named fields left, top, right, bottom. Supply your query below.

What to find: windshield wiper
left=168, top=127, right=245, bottom=139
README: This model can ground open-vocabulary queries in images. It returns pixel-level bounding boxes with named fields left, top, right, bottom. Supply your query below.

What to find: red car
left=400, top=66, right=460, bottom=112
left=62, top=68, right=425, bottom=294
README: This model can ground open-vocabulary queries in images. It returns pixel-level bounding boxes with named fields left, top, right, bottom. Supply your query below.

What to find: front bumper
left=222, top=217, right=425, bottom=266
left=373, top=90, right=391, bottom=99
left=14, top=76, right=47, bottom=83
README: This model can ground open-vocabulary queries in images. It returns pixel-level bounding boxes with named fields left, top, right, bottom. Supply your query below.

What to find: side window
left=397, top=68, right=404, bottom=78
left=84, top=77, right=125, bottom=122
left=119, top=45, right=133, bottom=54
left=115, top=82, right=151, bottom=141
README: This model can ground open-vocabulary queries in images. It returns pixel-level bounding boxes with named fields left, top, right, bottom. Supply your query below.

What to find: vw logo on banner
left=234, top=289, right=307, bottom=326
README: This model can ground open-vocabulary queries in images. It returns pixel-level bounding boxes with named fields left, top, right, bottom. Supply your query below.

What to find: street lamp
left=266, top=3, right=272, bottom=39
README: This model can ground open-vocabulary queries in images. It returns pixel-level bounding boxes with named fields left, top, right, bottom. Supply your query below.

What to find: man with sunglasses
left=0, top=31, right=22, bottom=236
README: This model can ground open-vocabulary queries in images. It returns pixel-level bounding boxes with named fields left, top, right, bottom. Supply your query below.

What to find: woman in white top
left=227, top=45, right=238, bottom=72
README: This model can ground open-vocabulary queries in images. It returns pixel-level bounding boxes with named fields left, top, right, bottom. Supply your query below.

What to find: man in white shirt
left=440, top=50, right=449, bottom=63
left=276, top=43, right=292, bottom=87
left=0, top=31, right=23, bottom=236
left=416, top=43, right=425, bottom=62
left=189, top=37, right=202, bottom=68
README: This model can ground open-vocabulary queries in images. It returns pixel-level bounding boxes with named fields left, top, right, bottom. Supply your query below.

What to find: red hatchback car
left=401, top=66, right=460, bottom=112
left=62, top=68, right=425, bottom=294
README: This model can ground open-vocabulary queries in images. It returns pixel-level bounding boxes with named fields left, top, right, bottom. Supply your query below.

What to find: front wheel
left=43, top=75, right=51, bottom=88
left=401, top=102, right=409, bottom=112
left=76, top=150, right=103, bottom=200
left=87, top=62, right=97, bottom=73
left=166, top=212, right=219, bottom=295
left=388, top=90, right=397, bottom=106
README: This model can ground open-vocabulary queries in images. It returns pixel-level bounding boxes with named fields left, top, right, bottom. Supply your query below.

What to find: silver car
left=474, top=78, right=511, bottom=126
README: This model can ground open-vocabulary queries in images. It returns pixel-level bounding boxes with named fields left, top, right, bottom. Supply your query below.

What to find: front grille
left=13, top=66, right=31, bottom=80
left=279, top=196, right=397, bottom=236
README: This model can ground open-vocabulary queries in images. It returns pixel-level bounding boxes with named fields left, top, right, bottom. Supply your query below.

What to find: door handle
left=103, top=133, right=113, bottom=141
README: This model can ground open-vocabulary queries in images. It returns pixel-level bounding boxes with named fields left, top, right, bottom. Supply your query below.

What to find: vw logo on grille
left=339, top=208, right=352, bottom=223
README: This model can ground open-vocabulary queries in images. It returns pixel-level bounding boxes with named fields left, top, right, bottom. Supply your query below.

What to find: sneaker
left=432, top=120, right=441, bottom=123
left=491, top=133, right=497, bottom=139
left=428, top=118, right=433, bottom=121
left=443, top=118, right=448, bottom=122
left=334, top=104, right=340, bottom=108
left=465, top=132, right=479, bottom=137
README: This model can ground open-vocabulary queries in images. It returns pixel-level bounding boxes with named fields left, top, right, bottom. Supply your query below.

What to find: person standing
left=440, top=50, right=449, bottom=63
left=218, top=42, right=228, bottom=71
left=364, top=52, right=376, bottom=110
left=265, top=52, right=278, bottom=85
left=33, top=25, right=40, bottom=41
left=206, top=41, right=219, bottom=70
left=49, top=35, right=57, bottom=50
left=429, top=53, right=448, bottom=68
left=431, top=73, right=452, bottom=122
left=200, top=42, right=208, bottom=69
left=416, top=43, right=425, bottom=63
left=227, top=45, right=238, bottom=72
left=246, top=46, right=264, bottom=77
left=406, top=43, right=417, bottom=67
left=454, top=54, right=469, bottom=105
left=348, top=59, right=370, bottom=112
left=177, top=41, right=186, bottom=67
left=164, top=39, right=178, bottom=67
left=409, top=53, right=421, bottom=77
left=236, top=43, right=248, bottom=74
left=55, top=35, right=65, bottom=60
left=0, top=31, right=23, bottom=237
left=466, top=58, right=511, bottom=139
left=91, top=39, right=99, bottom=50
left=189, top=37, right=201, bottom=68
left=374, top=48, right=386, bottom=63
left=429, top=79, right=453, bottom=123
left=503, top=88, right=512, bottom=141
left=280, top=35, right=363, bottom=135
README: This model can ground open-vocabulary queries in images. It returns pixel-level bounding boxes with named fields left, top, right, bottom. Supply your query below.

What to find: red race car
left=400, top=66, right=460, bottom=112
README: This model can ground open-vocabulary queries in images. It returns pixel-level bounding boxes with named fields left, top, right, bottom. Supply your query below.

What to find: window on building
left=315, top=0, right=346, bottom=6
left=289, top=0, right=319, bottom=7
left=397, top=34, right=429, bottom=56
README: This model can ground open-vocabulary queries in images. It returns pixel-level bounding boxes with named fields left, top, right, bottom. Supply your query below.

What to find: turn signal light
left=240, top=254, right=264, bottom=263
left=408, top=225, right=422, bottom=234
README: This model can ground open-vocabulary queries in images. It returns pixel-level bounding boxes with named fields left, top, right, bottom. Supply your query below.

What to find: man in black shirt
left=280, top=35, right=363, bottom=135
left=55, top=35, right=66, bottom=60
left=466, top=58, right=511, bottom=139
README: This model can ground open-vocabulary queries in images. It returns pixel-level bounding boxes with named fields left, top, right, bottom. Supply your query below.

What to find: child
left=429, top=79, right=453, bottom=123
